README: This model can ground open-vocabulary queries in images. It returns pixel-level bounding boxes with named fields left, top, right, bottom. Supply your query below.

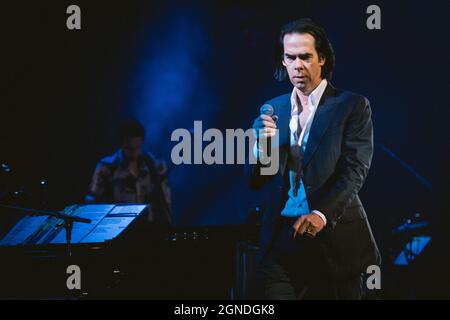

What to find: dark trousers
left=259, top=216, right=363, bottom=300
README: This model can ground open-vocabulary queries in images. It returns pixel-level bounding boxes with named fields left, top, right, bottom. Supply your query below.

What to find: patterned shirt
left=87, top=149, right=172, bottom=224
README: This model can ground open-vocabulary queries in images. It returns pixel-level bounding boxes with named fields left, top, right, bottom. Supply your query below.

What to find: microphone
left=257, top=104, right=278, bottom=161
left=259, top=104, right=278, bottom=122
left=1, top=162, right=11, bottom=173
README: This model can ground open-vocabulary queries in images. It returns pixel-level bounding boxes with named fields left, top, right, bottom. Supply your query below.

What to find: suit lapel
left=302, top=84, right=338, bottom=167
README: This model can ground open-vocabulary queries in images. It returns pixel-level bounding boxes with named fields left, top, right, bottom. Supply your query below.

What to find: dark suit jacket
left=247, top=83, right=381, bottom=278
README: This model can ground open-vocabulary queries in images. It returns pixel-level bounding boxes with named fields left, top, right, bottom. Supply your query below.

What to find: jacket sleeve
left=85, top=162, right=111, bottom=203
left=310, top=96, right=373, bottom=226
left=245, top=139, right=279, bottom=190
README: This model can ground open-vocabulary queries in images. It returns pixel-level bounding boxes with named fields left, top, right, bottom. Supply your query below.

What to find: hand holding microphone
left=252, top=104, right=278, bottom=139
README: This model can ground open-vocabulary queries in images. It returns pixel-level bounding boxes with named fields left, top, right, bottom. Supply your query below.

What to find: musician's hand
left=292, top=213, right=325, bottom=238
left=252, top=114, right=277, bottom=139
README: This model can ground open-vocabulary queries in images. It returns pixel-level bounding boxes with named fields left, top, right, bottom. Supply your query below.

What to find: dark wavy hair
left=117, top=119, right=145, bottom=142
left=274, top=18, right=335, bottom=82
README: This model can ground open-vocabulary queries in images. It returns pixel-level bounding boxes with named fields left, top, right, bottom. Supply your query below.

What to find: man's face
left=121, top=136, right=144, bottom=161
left=282, top=32, right=325, bottom=94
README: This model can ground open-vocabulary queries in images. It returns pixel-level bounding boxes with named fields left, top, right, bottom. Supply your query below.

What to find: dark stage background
left=1, top=0, right=449, bottom=298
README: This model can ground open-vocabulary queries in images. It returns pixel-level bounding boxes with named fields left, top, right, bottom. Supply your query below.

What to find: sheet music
left=109, top=204, right=147, bottom=215
left=80, top=216, right=135, bottom=243
left=49, top=204, right=115, bottom=244
left=0, top=204, right=146, bottom=246
left=0, top=215, right=48, bottom=246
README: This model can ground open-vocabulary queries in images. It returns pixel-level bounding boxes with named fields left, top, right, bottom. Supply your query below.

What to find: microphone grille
left=260, top=104, right=274, bottom=116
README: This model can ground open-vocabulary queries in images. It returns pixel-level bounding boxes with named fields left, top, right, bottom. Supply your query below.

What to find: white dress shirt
left=281, top=79, right=328, bottom=225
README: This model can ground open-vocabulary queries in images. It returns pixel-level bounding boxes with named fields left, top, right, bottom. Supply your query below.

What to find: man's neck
left=296, top=78, right=322, bottom=96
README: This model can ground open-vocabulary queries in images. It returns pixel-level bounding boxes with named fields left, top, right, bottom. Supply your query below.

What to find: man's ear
left=319, top=55, right=326, bottom=67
